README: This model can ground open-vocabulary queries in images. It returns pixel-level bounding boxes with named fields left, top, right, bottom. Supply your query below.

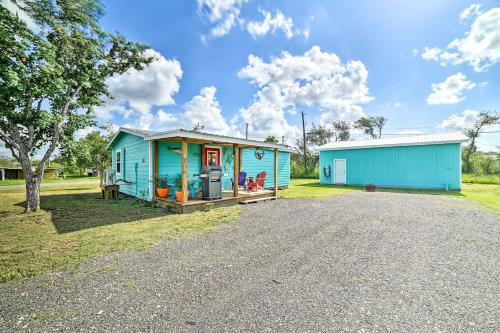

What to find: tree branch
left=36, top=85, right=82, bottom=177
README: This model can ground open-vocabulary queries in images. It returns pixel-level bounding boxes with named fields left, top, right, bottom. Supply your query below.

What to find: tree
left=354, top=116, right=388, bottom=139
left=0, top=1, right=153, bottom=211
left=264, top=135, right=279, bottom=144
left=306, top=124, right=333, bottom=147
left=332, top=120, right=351, bottom=141
left=462, top=111, right=499, bottom=173
left=84, top=130, right=112, bottom=185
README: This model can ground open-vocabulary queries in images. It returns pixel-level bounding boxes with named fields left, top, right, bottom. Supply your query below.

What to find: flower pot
left=176, top=191, right=183, bottom=202
left=156, top=187, right=169, bottom=198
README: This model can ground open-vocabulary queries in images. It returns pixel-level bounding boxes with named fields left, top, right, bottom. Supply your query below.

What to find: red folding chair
left=247, top=171, right=266, bottom=192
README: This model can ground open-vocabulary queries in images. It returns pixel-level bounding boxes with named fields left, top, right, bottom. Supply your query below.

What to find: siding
left=111, top=135, right=291, bottom=200
left=241, top=148, right=290, bottom=188
left=319, top=143, right=461, bottom=190
left=157, top=141, right=202, bottom=199
left=111, top=132, right=151, bottom=198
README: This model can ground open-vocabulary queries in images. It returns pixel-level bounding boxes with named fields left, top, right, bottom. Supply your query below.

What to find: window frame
left=116, top=149, right=122, bottom=176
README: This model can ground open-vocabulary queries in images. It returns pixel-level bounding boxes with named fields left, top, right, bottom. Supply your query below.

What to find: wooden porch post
left=274, top=148, right=278, bottom=196
left=181, top=138, right=188, bottom=204
left=233, top=144, right=239, bottom=197
left=154, top=140, right=158, bottom=197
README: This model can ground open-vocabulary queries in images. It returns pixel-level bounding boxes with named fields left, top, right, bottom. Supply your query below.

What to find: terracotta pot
left=176, top=191, right=183, bottom=202
left=156, top=187, right=169, bottom=198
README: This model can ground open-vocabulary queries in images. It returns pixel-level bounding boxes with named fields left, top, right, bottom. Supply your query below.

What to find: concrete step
left=240, top=196, right=277, bottom=205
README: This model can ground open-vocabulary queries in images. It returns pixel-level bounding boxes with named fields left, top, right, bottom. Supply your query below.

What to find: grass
left=284, top=178, right=499, bottom=212
left=462, top=173, right=500, bottom=185
left=0, top=185, right=239, bottom=283
left=0, top=175, right=99, bottom=186
left=279, top=178, right=356, bottom=198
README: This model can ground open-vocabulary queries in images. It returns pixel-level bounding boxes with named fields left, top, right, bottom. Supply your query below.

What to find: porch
left=150, top=130, right=288, bottom=213
left=156, top=188, right=276, bottom=214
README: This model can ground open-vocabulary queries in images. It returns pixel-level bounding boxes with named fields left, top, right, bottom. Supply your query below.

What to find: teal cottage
left=318, top=132, right=468, bottom=190
left=107, top=128, right=290, bottom=212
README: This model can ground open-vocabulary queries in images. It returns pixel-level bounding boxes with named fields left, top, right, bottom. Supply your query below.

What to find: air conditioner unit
left=103, top=169, right=116, bottom=186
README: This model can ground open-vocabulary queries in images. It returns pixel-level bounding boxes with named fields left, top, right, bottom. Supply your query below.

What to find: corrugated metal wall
left=319, top=143, right=461, bottom=190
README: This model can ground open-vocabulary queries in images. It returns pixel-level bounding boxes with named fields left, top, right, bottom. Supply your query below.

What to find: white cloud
left=197, top=0, right=246, bottom=39
left=396, top=130, right=425, bottom=135
left=246, top=10, right=295, bottom=39
left=422, top=7, right=500, bottom=72
left=1, top=0, right=39, bottom=32
left=426, top=72, right=476, bottom=105
left=156, top=110, right=178, bottom=123
left=439, top=109, right=481, bottom=129
left=459, top=3, right=482, bottom=22
left=96, top=49, right=182, bottom=130
left=236, top=46, right=373, bottom=140
left=181, top=86, right=231, bottom=135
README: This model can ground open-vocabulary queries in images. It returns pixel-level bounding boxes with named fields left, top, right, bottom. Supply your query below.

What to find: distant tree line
left=290, top=116, right=388, bottom=178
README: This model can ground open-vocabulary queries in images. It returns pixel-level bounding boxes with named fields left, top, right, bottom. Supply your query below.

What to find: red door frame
left=204, top=147, right=221, bottom=166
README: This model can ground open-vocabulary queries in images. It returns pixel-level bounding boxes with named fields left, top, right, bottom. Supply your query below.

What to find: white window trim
left=116, top=149, right=123, bottom=177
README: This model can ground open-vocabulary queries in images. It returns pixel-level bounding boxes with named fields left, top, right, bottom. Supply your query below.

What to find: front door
left=205, top=147, right=221, bottom=166
left=334, top=159, right=346, bottom=184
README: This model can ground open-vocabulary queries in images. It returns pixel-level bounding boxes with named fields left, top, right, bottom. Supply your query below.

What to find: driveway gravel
left=0, top=191, right=499, bottom=332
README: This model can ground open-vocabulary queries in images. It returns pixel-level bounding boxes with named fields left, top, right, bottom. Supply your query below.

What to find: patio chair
left=231, top=171, right=247, bottom=190
left=247, top=171, right=266, bottom=191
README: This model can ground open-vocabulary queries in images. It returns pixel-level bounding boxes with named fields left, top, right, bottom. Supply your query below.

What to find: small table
left=101, top=184, right=119, bottom=200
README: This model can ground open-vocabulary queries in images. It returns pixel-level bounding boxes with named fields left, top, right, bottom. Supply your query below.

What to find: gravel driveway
left=1, top=192, right=499, bottom=332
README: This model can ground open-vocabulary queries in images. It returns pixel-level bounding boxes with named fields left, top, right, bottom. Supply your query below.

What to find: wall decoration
left=222, top=147, right=233, bottom=171
left=254, top=147, right=265, bottom=160
left=167, top=146, right=182, bottom=154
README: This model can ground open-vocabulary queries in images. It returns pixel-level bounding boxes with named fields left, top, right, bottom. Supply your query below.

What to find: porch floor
left=156, top=189, right=276, bottom=213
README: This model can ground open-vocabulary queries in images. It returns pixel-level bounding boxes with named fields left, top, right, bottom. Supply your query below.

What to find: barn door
left=334, top=159, right=346, bottom=184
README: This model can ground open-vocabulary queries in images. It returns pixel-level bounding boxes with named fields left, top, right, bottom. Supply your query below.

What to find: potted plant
left=155, top=176, right=169, bottom=198
left=174, top=176, right=183, bottom=202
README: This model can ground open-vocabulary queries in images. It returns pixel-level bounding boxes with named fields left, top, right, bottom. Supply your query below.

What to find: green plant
left=174, top=176, right=183, bottom=190
left=155, top=176, right=169, bottom=188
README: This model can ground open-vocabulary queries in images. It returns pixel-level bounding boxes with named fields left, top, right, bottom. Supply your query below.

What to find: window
left=116, top=150, right=121, bottom=175
left=205, top=147, right=221, bottom=166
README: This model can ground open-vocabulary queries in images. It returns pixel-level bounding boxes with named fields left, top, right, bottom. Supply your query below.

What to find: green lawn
left=0, top=175, right=99, bottom=186
left=279, top=178, right=356, bottom=198
left=0, top=185, right=239, bottom=283
left=462, top=173, right=500, bottom=185
left=283, top=179, right=499, bottom=212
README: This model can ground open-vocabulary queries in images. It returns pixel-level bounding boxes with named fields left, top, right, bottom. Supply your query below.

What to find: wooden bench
left=101, top=184, right=119, bottom=200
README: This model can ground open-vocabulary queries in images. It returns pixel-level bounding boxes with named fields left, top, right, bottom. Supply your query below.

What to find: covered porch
left=150, top=130, right=286, bottom=213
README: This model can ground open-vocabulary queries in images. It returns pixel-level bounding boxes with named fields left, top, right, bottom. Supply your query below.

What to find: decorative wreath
left=254, top=147, right=265, bottom=160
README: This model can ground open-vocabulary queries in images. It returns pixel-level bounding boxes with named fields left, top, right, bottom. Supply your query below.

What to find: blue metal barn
left=318, top=132, right=468, bottom=190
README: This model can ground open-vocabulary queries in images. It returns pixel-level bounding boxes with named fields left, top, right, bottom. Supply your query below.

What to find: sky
left=2, top=0, right=500, bottom=152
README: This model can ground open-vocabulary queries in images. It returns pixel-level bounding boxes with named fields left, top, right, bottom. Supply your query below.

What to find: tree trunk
left=25, top=175, right=41, bottom=212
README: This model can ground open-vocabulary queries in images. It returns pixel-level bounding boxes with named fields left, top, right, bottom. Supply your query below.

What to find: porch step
left=239, top=196, right=277, bottom=205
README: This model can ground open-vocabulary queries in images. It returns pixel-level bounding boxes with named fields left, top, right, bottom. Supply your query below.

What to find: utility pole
left=245, top=123, right=249, bottom=140
left=301, top=111, right=307, bottom=173
left=281, top=136, right=285, bottom=145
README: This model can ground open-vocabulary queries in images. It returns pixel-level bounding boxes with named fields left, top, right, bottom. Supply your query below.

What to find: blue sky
left=18, top=0, right=500, bottom=150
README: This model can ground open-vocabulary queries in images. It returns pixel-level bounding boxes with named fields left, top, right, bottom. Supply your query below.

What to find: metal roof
left=318, top=132, right=469, bottom=151
left=107, top=127, right=291, bottom=151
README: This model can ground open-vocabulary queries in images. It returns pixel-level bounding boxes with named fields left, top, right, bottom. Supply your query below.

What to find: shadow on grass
left=16, top=192, right=166, bottom=234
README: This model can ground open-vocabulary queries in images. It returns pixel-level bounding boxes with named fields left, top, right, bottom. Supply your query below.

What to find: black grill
left=201, top=165, right=222, bottom=200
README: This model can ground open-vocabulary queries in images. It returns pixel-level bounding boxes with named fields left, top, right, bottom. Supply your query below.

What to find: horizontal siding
left=112, top=138, right=292, bottom=200
left=320, top=143, right=461, bottom=190
left=241, top=148, right=290, bottom=188
left=157, top=142, right=202, bottom=199
left=111, top=132, right=150, bottom=198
